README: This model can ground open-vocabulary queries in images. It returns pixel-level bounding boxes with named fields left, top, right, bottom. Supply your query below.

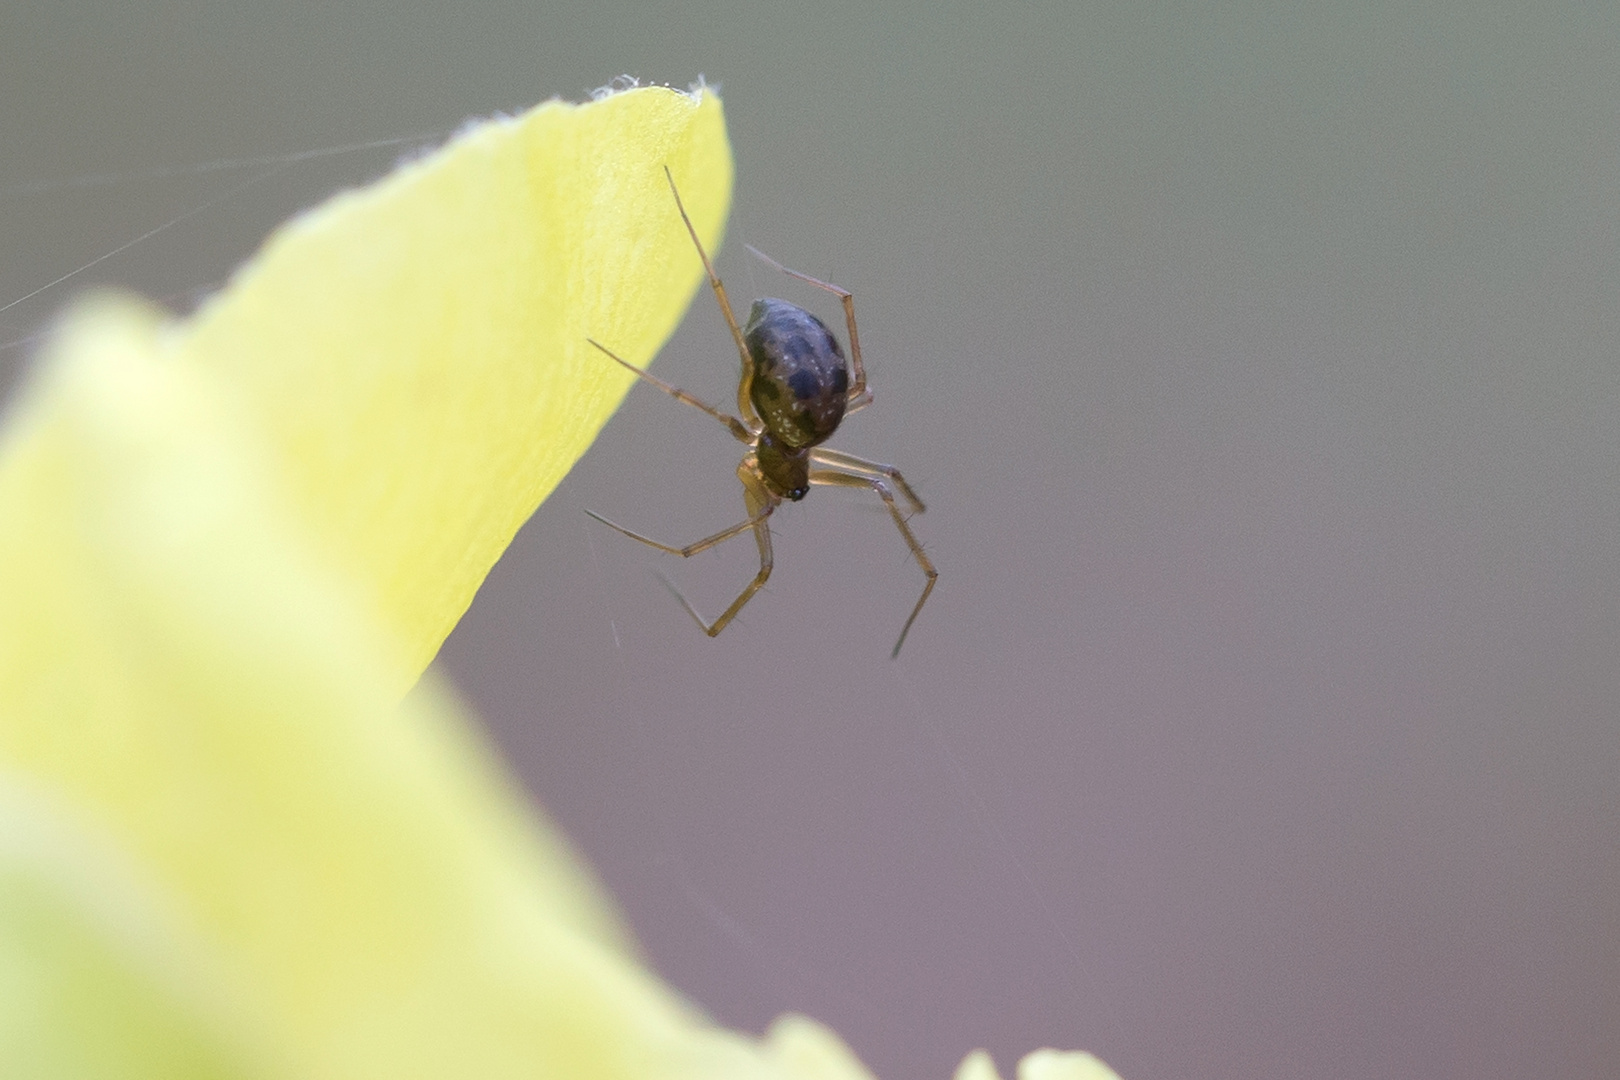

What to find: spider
left=586, top=167, right=937, bottom=657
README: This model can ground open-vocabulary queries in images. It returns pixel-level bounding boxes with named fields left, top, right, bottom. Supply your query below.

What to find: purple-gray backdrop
left=5, top=4, right=1617, bottom=1077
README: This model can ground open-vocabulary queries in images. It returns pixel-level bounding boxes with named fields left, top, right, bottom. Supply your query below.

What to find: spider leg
left=745, top=244, right=870, bottom=413
left=658, top=463, right=778, bottom=637
left=809, top=468, right=937, bottom=657
left=808, top=446, right=925, bottom=514
left=585, top=468, right=773, bottom=558
left=664, top=167, right=764, bottom=430
left=588, top=339, right=754, bottom=443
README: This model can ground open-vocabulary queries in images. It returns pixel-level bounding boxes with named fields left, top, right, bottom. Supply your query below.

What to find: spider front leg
left=663, top=167, right=764, bottom=430
left=809, top=468, right=937, bottom=657
left=587, top=338, right=753, bottom=443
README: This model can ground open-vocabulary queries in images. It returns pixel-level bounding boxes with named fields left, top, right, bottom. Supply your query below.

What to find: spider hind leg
left=589, top=461, right=779, bottom=638
left=809, top=466, right=936, bottom=657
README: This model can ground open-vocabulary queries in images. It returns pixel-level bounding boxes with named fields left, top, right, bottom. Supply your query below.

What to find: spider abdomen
left=744, top=298, right=850, bottom=448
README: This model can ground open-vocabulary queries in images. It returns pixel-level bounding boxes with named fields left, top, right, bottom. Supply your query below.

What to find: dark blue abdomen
left=744, top=298, right=850, bottom=449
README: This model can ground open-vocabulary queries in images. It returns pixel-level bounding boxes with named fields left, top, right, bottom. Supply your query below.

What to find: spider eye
left=787, top=485, right=810, bottom=501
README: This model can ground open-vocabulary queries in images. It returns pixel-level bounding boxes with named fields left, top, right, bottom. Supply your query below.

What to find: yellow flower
left=0, top=85, right=1118, bottom=1080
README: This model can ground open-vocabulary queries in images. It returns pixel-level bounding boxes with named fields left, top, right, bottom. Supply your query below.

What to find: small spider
left=586, top=167, right=936, bottom=657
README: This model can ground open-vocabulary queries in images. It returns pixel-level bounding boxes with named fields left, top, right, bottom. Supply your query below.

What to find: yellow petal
left=954, top=1049, right=1003, bottom=1080
left=952, top=1048, right=1124, bottom=1080
left=0, top=776, right=262, bottom=1079
left=0, top=296, right=816, bottom=1078
left=174, top=85, right=732, bottom=690
left=759, top=1015, right=879, bottom=1080
left=1017, top=1049, right=1123, bottom=1080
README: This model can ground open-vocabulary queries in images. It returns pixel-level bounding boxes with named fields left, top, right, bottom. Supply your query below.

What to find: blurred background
left=4, top=3, right=1617, bottom=1077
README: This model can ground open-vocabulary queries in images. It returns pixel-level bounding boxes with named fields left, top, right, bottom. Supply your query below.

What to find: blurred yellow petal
left=176, top=85, right=732, bottom=690
left=0, top=299, right=603, bottom=1073
left=0, top=298, right=808, bottom=1078
left=954, top=1049, right=1002, bottom=1080
left=1017, top=1049, right=1123, bottom=1080
left=758, top=1015, right=878, bottom=1080
left=953, top=1048, right=1122, bottom=1080
left=0, top=776, right=263, bottom=1079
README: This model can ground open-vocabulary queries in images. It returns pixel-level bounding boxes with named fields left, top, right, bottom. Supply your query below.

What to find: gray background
left=4, top=4, right=1618, bottom=1078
